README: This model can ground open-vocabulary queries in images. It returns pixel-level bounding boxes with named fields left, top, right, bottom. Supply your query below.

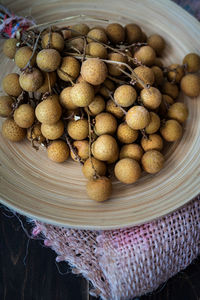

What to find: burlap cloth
left=30, top=1, right=199, bottom=299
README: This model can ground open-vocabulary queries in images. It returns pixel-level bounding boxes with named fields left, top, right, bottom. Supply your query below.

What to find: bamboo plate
left=0, top=0, right=200, bottom=229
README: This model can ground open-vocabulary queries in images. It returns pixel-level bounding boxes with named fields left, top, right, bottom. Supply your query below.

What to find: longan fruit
left=42, top=32, right=64, bottom=52
left=154, top=57, right=164, bottom=68
left=15, top=46, right=36, bottom=69
left=82, top=157, right=106, bottom=179
left=87, top=28, right=108, bottom=44
left=36, top=49, right=61, bottom=72
left=67, top=119, right=89, bottom=140
left=19, top=68, right=43, bottom=92
left=167, top=102, right=188, bottom=123
left=92, top=134, right=118, bottom=161
left=114, top=85, right=137, bottom=107
left=57, top=56, right=80, bottom=81
left=117, top=122, right=138, bottom=144
left=88, top=95, right=105, bottom=115
left=141, top=150, right=164, bottom=174
left=125, top=24, right=142, bottom=44
left=145, top=112, right=160, bottom=134
left=37, top=71, right=57, bottom=93
left=0, top=95, right=14, bottom=117
left=67, top=38, right=84, bottom=53
left=126, top=106, right=150, bottom=130
left=106, top=99, right=124, bottom=119
left=183, top=53, right=200, bottom=73
left=2, top=73, right=22, bottom=97
left=119, top=144, right=143, bottom=161
left=71, top=140, right=89, bottom=162
left=27, top=123, right=45, bottom=143
left=106, top=23, right=125, bottom=44
left=180, top=74, right=200, bottom=98
left=141, top=134, right=163, bottom=152
left=86, top=42, right=107, bottom=59
left=167, top=64, right=184, bottom=83
left=107, top=52, right=127, bottom=76
left=133, top=66, right=155, bottom=88
left=59, top=87, right=77, bottom=110
left=114, top=158, right=141, bottom=184
left=47, top=140, right=69, bottom=163
left=14, top=104, right=35, bottom=128
left=35, top=94, right=62, bottom=124
left=140, top=87, right=162, bottom=109
left=162, top=81, right=179, bottom=99
left=159, top=94, right=174, bottom=116
left=147, top=34, right=165, bottom=55
left=81, top=58, right=108, bottom=85
left=70, top=23, right=90, bottom=37
left=106, top=149, right=119, bottom=164
left=86, top=176, right=112, bottom=202
left=140, top=31, right=147, bottom=43
left=94, top=112, right=117, bottom=136
left=41, top=120, right=64, bottom=140
left=100, top=79, right=115, bottom=99
left=3, top=38, right=17, bottom=59
left=160, top=119, right=182, bottom=142
left=2, top=118, right=26, bottom=142
left=70, top=82, right=95, bottom=107
left=151, top=66, right=164, bottom=86
left=134, top=46, right=156, bottom=66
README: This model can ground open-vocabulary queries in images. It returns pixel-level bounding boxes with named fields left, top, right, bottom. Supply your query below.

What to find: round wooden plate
left=0, top=0, right=200, bottom=229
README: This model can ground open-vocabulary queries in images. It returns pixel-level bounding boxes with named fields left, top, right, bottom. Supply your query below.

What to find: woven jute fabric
left=33, top=196, right=200, bottom=300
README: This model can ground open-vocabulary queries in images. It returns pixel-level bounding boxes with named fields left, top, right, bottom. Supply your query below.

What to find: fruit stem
left=64, top=131, right=84, bottom=165
left=107, top=90, right=127, bottom=115
left=57, top=69, right=75, bottom=86
left=22, top=31, right=41, bottom=71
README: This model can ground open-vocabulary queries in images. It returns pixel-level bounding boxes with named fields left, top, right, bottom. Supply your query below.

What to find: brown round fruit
left=100, top=78, right=115, bottom=99
left=151, top=66, right=164, bottom=86
left=19, top=68, right=43, bottom=92
left=2, top=118, right=26, bottom=142
left=133, top=66, right=155, bottom=88
left=94, top=112, right=117, bottom=136
left=47, top=140, right=69, bottom=162
left=70, top=82, right=94, bottom=107
left=42, top=32, right=64, bottom=52
left=27, top=123, right=45, bottom=144
left=180, top=74, right=200, bottom=98
left=59, top=87, right=78, bottom=110
left=3, top=38, right=17, bottom=59
left=57, top=56, right=80, bottom=82
left=117, top=123, right=138, bottom=144
left=167, top=102, right=188, bottom=123
left=15, top=46, right=36, bottom=69
left=41, top=120, right=64, bottom=140
left=86, top=176, right=112, bottom=202
left=107, top=52, right=127, bottom=76
left=92, top=134, right=119, bottom=161
left=67, top=119, right=89, bottom=140
left=70, top=23, right=90, bottom=37
left=134, top=46, right=156, bottom=66
left=2, top=73, right=22, bottom=97
left=37, top=71, right=57, bottom=93
left=0, top=95, right=14, bottom=117
left=81, top=58, right=108, bottom=85
left=82, top=157, right=106, bottom=180
left=106, top=99, right=124, bottom=119
left=140, top=87, right=162, bottom=109
left=86, top=42, right=107, bottom=59
left=87, top=28, right=108, bottom=44
left=35, top=94, right=62, bottom=124
left=106, top=23, right=125, bottom=44
left=119, top=144, right=143, bottom=161
left=160, top=119, right=182, bottom=142
left=141, top=134, right=163, bottom=151
left=183, top=53, right=200, bottom=73
left=88, top=95, right=105, bottom=115
left=114, top=158, right=141, bottom=184
left=114, top=85, right=137, bottom=107
left=145, top=112, right=160, bottom=134
left=125, top=24, right=142, bottom=44
left=71, top=140, right=89, bottom=162
left=142, top=150, right=164, bottom=174
left=147, top=34, right=165, bottom=55
left=162, top=81, right=179, bottom=99
left=167, top=64, right=184, bottom=83
left=14, top=104, right=35, bottom=128
left=36, top=49, right=61, bottom=72
left=126, top=106, right=150, bottom=130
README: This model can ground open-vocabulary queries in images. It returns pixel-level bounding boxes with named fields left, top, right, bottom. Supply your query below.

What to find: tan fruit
left=88, top=95, right=105, bottom=115
left=14, top=104, right=35, bottom=128
left=106, top=23, right=125, bottom=44
left=57, top=56, right=80, bottom=81
left=70, top=82, right=94, bottom=107
left=66, top=37, right=84, bottom=53
left=147, top=34, right=165, bottom=55
left=82, top=157, right=106, bottom=179
left=71, top=140, right=89, bottom=162
left=42, top=32, right=64, bottom=51
left=142, top=150, right=164, bottom=174
left=87, top=28, right=108, bottom=44
left=15, top=46, right=36, bottom=69
left=167, top=64, right=184, bottom=83
left=167, top=102, right=188, bottom=123
left=117, top=123, right=138, bottom=144
left=92, top=134, right=118, bottom=161
left=59, top=87, right=77, bottom=110
left=94, top=112, right=117, bottom=136
left=133, top=66, right=155, bottom=89
left=180, top=74, right=200, bottom=98
left=162, top=81, right=179, bottom=99
left=106, top=99, right=124, bottom=119
left=114, top=158, right=141, bottom=184
left=81, top=58, right=108, bottom=85
left=36, top=49, right=61, bottom=72
left=107, top=52, right=127, bottom=76
left=70, top=23, right=90, bottom=37
left=107, top=150, right=119, bottom=164
left=86, top=176, right=112, bottom=202
left=41, top=120, right=64, bottom=140
left=159, top=94, right=174, bottom=116
left=151, top=66, right=164, bottom=86
left=145, top=112, right=160, bottom=134
left=134, top=46, right=156, bottom=66
left=2, top=73, right=22, bottom=97
left=114, top=85, right=137, bottom=107
left=125, top=24, right=142, bottom=44
left=183, top=53, right=200, bottom=73
left=141, top=134, right=163, bottom=151
left=119, top=144, right=143, bottom=161
left=126, top=106, right=150, bottom=130
left=154, top=57, right=164, bottom=68
left=86, top=42, right=107, bottom=59
left=47, top=140, right=69, bottom=162
left=160, top=119, right=182, bottom=142
left=140, top=87, right=162, bottom=109
left=27, top=123, right=45, bottom=143
left=0, top=95, right=14, bottom=117
left=67, top=119, right=89, bottom=140
left=37, top=72, right=57, bottom=93
left=100, top=79, right=115, bottom=99
left=2, top=118, right=26, bottom=142
left=3, top=38, right=17, bottom=59
left=19, top=68, right=43, bottom=92
left=35, top=95, right=62, bottom=124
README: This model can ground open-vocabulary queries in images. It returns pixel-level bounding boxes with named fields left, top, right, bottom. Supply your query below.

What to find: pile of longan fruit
left=1, top=22, right=200, bottom=202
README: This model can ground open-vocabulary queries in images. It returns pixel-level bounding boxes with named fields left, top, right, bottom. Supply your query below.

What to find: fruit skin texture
left=88, top=95, right=105, bottom=116
left=82, top=157, right=106, bottom=179
left=15, top=46, right=36, bottom=69
left=87, top=28, right=108, bottom=44
left=27, top=123, right=45, bottom=143
left=126, top=106, right=150, bottom=130
left=3, top=38, right=17, bottom=59
left=59, top=87, right=78, bottom=110
left=70, top=23, right=90, bottom=37
left=141, top=134, right=163, bottom=151
left=160, top=119, right=182, bottom=142
left=19, top=68, right=43, bottom=92
left=133, top=66, right=155, bottom=89
left=114, top=158, right=141, bottom=184
left=0, top=96, right=14, bottom=117
left=125, top=24, right=142, bottom=44
left=183, top=53, right=200, bottom=73
left=141, top=150, right=164, bottom=174
left=2, top=73, right=22, bottom=97
left=117, top=123, right=138, bottom=144
left=167, top=64, right=184, bottom=83
left=81, top=58, right=108, bottom=85
left=35, top=95, right=62, bottom=125
left=41, top=120, right=64, bottom=140
left=2, top=118, right=26, bottom=142
left=114, top=85, right=137, bottom=107
left=134, top=46, right=156, bottom=66
left=140, top=87, right=162, bottom=110
left=71, top=140, right=89, bottom=162
left=70, top=82, right=94, bottom=107
left=167, top=102, right=188, bottom=123
left=14, top=104, right=35, bottom=128
left=37, top=71, right=57, bottom=93
left=42, top=32, right=64, bottom=52
left=86, top=176, right=112, bottom=202
left=106, top=23, right=125, bottom=44
left=106, top=99, right=124, bottom=119
left=57, top=56, right=80, bottom=81
left=107, top=52, right=127, bottom=77
left=36, top=49, right=61, bottom=72
left=147, top=34, right=165, bottom=55
left=162, top=81, right=179, bottom=99
left=119, top=144, right=143, bottom=161
left=67, top=119, right=89, bottom=140
left=92, top=134, right=118, bottom=161
left=94, top=112, right=117, bottom=136
left=86, top=42, right=107, bottom=59
left=145, top=112, right=160, bottom=134
left=151, top=66, right=164, bottom=86
left=180, top=74, right=200, bottom=98
left=47, top=140, right=69, bottom=163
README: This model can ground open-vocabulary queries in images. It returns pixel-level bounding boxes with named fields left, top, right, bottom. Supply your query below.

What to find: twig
left=58, top=68, right=75, bottom=86
left=22, top=31, right=41, bottom=70
left=108, top=90, right=127, bottom=115
left=116, top=42, right=147, bottom=50
left=64, top=132, right=83, bottom=165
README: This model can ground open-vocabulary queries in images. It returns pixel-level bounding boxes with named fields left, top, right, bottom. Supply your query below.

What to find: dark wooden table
left=0, top=205, right=200, bottom=300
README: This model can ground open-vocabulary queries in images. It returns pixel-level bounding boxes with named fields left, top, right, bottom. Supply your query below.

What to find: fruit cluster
left=1, top=22, right=200, bottom=202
